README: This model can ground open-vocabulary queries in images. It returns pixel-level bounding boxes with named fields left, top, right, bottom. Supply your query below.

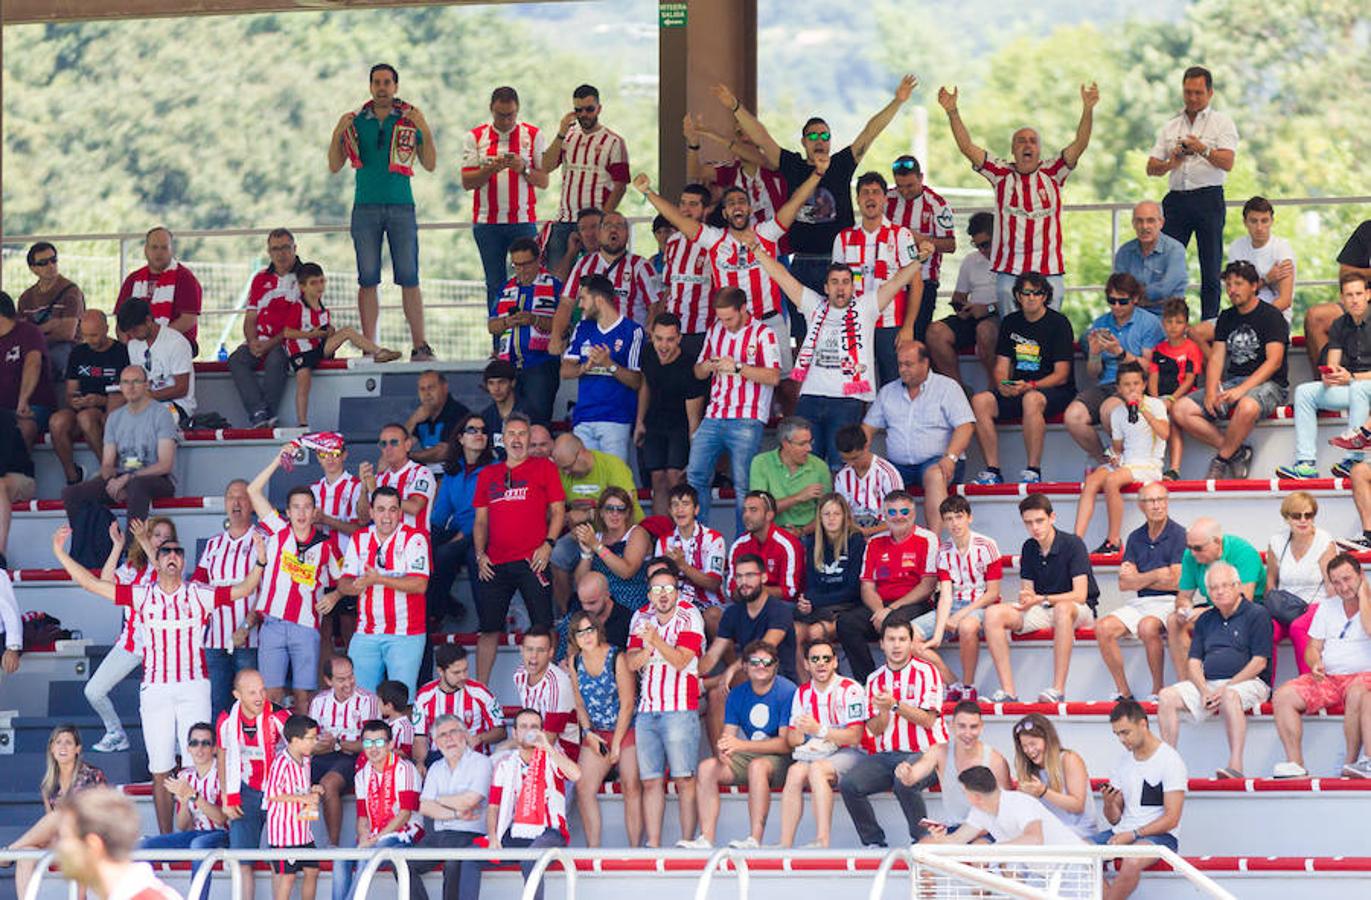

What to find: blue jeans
left=140, top=829, right=229, bottom=900
left=474, top=222, right=538, bottom=316
left=635, top=709, right=701, bottom=780
left=1091, top=828, right=1179, bottom=852
left=205, top=647, right=257, bottom=723
left=516, top=357, right=561, bottom=427
left=333, top=833, right=408, bottom=900
left=499, top=828, right=567, bottom=900
left=227, top=785, right=265, bottom=860
left=407, top=829, right=482, bottom=900
left=1293, top=380, right=1371, bottom=462
left=351, top=203, right=420, bottom=287
left=572, top=421, right=632, bottom=461
left=795, top=394, right=866, bottom=469
left=1163, top=186, right=1225, bottom=321
left=348, top=632, right=427, bottom=695
left=542, top=221, right=578, bottom=273
left=894, top=457, right=966, bottom=490
left=685, top=417, right=765, bottom=536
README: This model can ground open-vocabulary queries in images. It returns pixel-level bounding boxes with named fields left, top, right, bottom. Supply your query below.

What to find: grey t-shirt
left=106, top=401, right=178, bottom=477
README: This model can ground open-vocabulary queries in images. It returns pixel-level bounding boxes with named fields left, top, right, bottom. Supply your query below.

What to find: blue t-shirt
left=1122, top=519, right=1187, bottom=598
left=1190, top=599, right=1273, bottom=684
left=1088, top=307, right=1165, bottom=385
left=564, top=315, right=644, bottom=425
left=719, top=597, right=798, bottom=683
left=724, top=676, right=798, bottom=741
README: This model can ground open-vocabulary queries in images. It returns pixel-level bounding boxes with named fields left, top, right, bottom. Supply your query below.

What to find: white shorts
left=760, top=311, right=795, bottom=375
left=1106, top=596, right=1175, bottom=637
left=1117, top=460, right=1163, bottom=485
left=140, top=679, right=211, bottom=774
left=912, top=607, right=986, bottom=640
left=1168, top=677, right=1271, bottom=722
left=1017, top=602, right=1094, bottom=634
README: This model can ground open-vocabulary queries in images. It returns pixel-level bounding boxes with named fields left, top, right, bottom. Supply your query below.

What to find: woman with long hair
left=566, top=607, right=641, bottom=847
left=1010, top=713, right=1098, bottom=838
left=573, top=486, right=652, bottom=611
left=4, top=724, right=108, bottom=896
left=796, top=494, right=866, bottom=680
left=428, top=413, right=496, bottom=627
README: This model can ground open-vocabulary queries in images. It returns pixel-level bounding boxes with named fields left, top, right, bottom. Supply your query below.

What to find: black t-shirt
left=641, top=344, right=708, bottom=431
left=64, top=341, right=130, bottom=397
left=0, top=410, right=34, bottom=478
left=1214, top=300, right=1289, bottom=387
left=1336, top=220, right=1371, bottom=268
left=414, top=394, right=469, bottom=452
left=1020, top=528, right=1099, bottom=610
left=480, top=402, right=508, bottom=460
left=995, top=308, right=1076, bottom=384
left=778, top=146, right=858, bottom=254
left=1328, top=313, right=1371, bottom=373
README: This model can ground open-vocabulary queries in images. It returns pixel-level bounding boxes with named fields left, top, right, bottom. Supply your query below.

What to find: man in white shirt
left=117, top=297, right=196, bottom=425
left=1146, top=65, right=1239, bottom=323
left=926, top=212, right=999, bottom=384
left=409, top=714, right=492, bottom=900
left=1225, top=196, right=1296, bottom=324
left=924, top=763, right=1083, bottom=846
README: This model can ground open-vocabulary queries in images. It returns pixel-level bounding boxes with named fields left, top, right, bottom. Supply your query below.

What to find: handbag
left=1262, top=588, right=1308, bottom=627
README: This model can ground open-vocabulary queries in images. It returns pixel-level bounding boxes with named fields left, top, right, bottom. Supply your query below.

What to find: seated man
left=407, top=714, right=492, bottom=900
left=18, top=241, right=85, bottom=382
left=115, top=226, right=203, bottom=352
left=1170, top=260, right=1288, bottom=480
left=1112, top=201, right=1188, bottom=314
left=749, top=416, right=831, bottom=537
left=404, top=370, right=469, bottom=468
left=136, top=721, right=229, bottom=900
left=0, top=411, right=34, bottom=569
left=1272, top=552, right=1371, bottom=778
left=1096, top=483, right=1186, bottom=702
left=929, top=496, right=1002, bottom=702
left=680, top=640, right=796, bottom=849
left=897, top=701, right=1011, bottom=835
left=1157, top=561, right=1272, bottom=778
left=727, top=491, right=804, bottom=603
left=117, top=298, right=196, bottom=427
left=833, top=424, right=904, bottom=536
left=306, top=655, right=378, bottom=849
left=922, top=764, right=1084, bottom=846
left=61, top=365, right=178, bottom=526
left=228, top=229, right=298, bottom=428
left=0, top=291, right=57, bottom=450
left=48, top=310, right=128, bottom=486
left=984, top=494, right=1098, bottom=703
left=654, top=483, right=727, bottom=634
left=926, top=211, right=999, bottom=384
left=1094, top=700, right=1187, bottom=900
left=970, top=273, right=1077, bottom=485
left=1166, top=516, right=1265, bottom=682
left=549, top=432, right=643, bottom=609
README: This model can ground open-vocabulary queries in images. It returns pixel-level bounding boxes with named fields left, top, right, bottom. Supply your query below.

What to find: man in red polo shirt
left=837, top=489, right=939, bottom=682
left=726, top=490, right=804, bottom=602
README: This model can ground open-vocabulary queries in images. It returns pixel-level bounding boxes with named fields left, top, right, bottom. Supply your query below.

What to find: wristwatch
left=543, top=537, right=557, bottom=549
left=608, top=364, right=619, bottom=374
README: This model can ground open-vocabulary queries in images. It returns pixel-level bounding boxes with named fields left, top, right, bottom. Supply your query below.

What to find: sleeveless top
left=940, top=743, right=994, bottom=824
left=594, top=527, right=649, bottom=610
left=575, top=646, right=623, bottom=732
left=1034, top=758, right=1100, bottom=838
left=1268, top=527, right=1332, bottom=605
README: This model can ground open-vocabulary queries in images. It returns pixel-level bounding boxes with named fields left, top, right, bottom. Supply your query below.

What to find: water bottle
left=217, top=343, right=229, bottom=362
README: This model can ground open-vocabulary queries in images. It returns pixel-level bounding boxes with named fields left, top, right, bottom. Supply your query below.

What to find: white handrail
left=19, top=850, right=57, bottom=900
left=183, top=847, right=242, bottom=900
left=519, top=846, right=578, bottom=900
left=905, top=846, right=1056, bottom=899
left=693, top=847, right=751, bottom=900
left=351, top=844, right=412, bottom=900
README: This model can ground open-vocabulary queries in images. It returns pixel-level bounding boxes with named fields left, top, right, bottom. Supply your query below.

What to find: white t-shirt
left=1227, top=235, right=1296, bottom=320
left=953, top=252, right=998, bottom=311
left=796, top=289, right=881, bottom=401
left=965, top=790, right=1085, bottom=845
left=1109, top=395, right=1167, bottom=469
left=1108, top=740, right=1187, bottom=836
left=127, top=325, right=196, bottom=417
left=1266, top=527, right=1333, bottom=606
left=1308, top=594, right=1371, bottom=675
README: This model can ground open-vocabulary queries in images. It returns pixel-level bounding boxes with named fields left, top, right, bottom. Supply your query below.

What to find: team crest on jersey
left=4, top=346, right=19, bottom=363
left=847, top=700, right=865, bottom=719
left=936, top=208, right=954, bottom=230
left=410, top=707, right=424, bottom=728
left=614, top=339, right=624, bottom=352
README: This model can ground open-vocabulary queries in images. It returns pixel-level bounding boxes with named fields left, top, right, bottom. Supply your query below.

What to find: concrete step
left=11, top=715, right=144, bottom=754
left=0, top=749, right=148, bottom=791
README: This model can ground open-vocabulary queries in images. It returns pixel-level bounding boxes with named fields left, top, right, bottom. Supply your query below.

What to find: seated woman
left=1010, top=713, right=1099, bottom=839
left=138, top=722, right=228, bottom=900
left=566, top=609, right=640, bottom=848
left=5, top=724, right=108, bottom=897
left=1266, top=491, right=1336, bottom=679
left=572, top=486, right=652, bottom=612
left=797, top=494, right=865, bottom=682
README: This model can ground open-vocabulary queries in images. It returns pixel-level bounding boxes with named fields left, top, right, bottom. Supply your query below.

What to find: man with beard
left=650, top=184, right=716, bottom=361
left=412, top=644, right=505, bottom=770
left=541, top=84, right=630, bottom=270
left=558, top=273, right=644, bottom=461
left=552, top=210, right=658, bottom=337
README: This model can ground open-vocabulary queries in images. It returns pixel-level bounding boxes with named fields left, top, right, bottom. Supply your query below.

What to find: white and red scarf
left=223, top=700, right=280, bottom=805
left=792, top=300, right=870, bottom=396
left=511, top=748, right=552, bottom=838
left=343, top=99, right=419, bottom=177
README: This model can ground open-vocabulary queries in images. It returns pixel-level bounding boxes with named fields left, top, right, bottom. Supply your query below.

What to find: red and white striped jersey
left=255, top=512, right=344, bottom=628
left=661, top=231, right=714, bottom=334
left=114, top=563, right=155, bottom=654
left=312, top=471, right=364, bottom=546
left=936, top=532, right=1004, bottom=612
left=655, top=524, right=728, bottom=608
left=387, top=714, right=415, bottom=759
left=627, top=600, right=705, bottom=713
left=886, top=185, right=956, bottom=283
left=461, top=121, right=546, bottom=225
left=308, top=687, right=379, bottom=742
left=192, top=529, right=259, bottom=651
left=789, top=675, right=868, bottom=731
left=832, top=220, right=919, bottom=328
left=178, top=763, right=225, bottom=832
left=697, top=317, right=781, bottom=421
left=264, top=752, right=314, bottom=847
left=376, top=460, right=437, bottom=535
left=490, top=751, right=570, bottom=841
left=514, top=664, right=578, bottom=756
left=561, top=251, right=659, bottom=328
left=283, top=299, right=330, bottom=357
left=865, top=659, right=948, bottom=753
left=555, top=124, right=630, bottom=222
left=714, top=162, right=789, bottom=229
left=977, top=154, right=1072, bottom=276
left=354, top=754, right=423, bottom=841
left=412, top=679, right=502, bottom=752
left=834, top=455, right=905, bottom=526
left=246, top=267, right=300, bottom=316
left=693, top=219, right=788, bottom=319
left=340, top=525, right=431, bottom=636
left=216, top=706, right=290, bottom=796
left=115, top=582, right=231, bottom=685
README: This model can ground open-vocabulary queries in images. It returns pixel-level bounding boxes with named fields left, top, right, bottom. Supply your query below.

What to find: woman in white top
left=1011, top=714, right=1098, bottom=839
left=1267, top=491, right=1336, bottom=678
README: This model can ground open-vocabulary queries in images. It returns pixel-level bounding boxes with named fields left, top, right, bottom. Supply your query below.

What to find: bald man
left=1167, top=516, right=1266, bottom=677
left=49, top=310, right=130, bottom=485
left=548, top=432, right=643, bottom=608
left=114, top=226, right=203, bottom=350
left=1113, top=200, right=1190, bottom=312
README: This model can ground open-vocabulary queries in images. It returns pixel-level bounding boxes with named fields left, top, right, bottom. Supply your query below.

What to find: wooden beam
left=0, top=0, right=568, bottom=26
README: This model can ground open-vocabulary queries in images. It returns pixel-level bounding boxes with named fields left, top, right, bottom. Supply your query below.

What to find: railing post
left=351, top=847, right=412, bottom=900
left=20, top=851, right=58, bottom=900
left=184, top=848, right=236, bottom=900
left=866, top=847, right=910, bottom=900
left=520, top=847, right=577, bottom=900
left=1110, top=206, right=1120, bottom=258
left=692, top=847, right=750, bottom=900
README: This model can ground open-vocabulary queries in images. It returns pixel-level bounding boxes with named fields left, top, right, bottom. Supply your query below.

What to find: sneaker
left=1037, top=688, right=1065, bottom=703
left=1271, top=761, right=1309, bottom=779
left=1019, top=468, right=1042, bottom=484
left=1205, top=455, right=1230, bottom=480
left=987, top=689, right=1017, bottom=703
left=92, top=730, right=129, bottom=753
left=972, top=469, right=1004, bottom=485
left=1162, top=467, right=1180, bottom=481
left=1230, top=444, right=1254, bottom=479
left=1142, top=692, right=1160, bottom=703
left=1341, top=758, right=1371, bottom=779
left=1092, top=540, right=1122, bottom=555
left=1330, top=429, right=1371, bottom=451
left=66, top=464, right=85, bottom=486
left=410, top=343, right=436, bottom=362
left=801, top=840, right=827, bottom=849
left=1108, top=691, right=1134, bottom=702
left=248, top=409, right=275, bottom=429
left=1332, top=457, right=1361, bottom=479
left=1336, top=535, right=1371, bottom=552
left=945, top=683, right=964, bottom=703
left=1275, top=461, right=1319, bottom=479
left=727, top=836, right=761, bottom=850
left=676, top=836, right=713, bottom=849
left=961, top=684, right=978, bottom=703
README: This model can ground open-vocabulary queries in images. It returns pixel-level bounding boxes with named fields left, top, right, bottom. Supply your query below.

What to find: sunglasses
left=886, top=507, right=913, bottom=518
left=573, top=104, right=598, bottom=113
left=808, top=654, right=834, bottom=664
left=574, top=625, right=598, bottom=636
left=1018, top=289, right=1048, bottom=298
left=1105, top=296, right=1133, bottom=306
left=378, top=438, right=404, bottom=447
left=1285, top=511, right=1315, bottom=521
left=973, top=239, right=992, bottom=250
left=1012, top=720, right=1044, bottom=735
left=602, top=504, right=629, bottom=514
left=361, top=738, right=388, bottom=749
left=1185, top=543, right=1210, bottom=552
left=158, top=546, right=186, bottom=557
left=804, top=131, right=831, bottom=141
left=648, top=584, right=677, bottom=596
left=891, top=159, right=918, bottom=172
left=32, top=256, right=57, bottom=267
left=187, top=738, right=214, bottom=748
left=463, top=426, right=487, bottom=435
left=747, top=657, right=777, bottom=668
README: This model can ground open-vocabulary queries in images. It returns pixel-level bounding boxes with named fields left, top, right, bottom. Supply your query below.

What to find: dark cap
left=483, top=358, right=517, bottom=381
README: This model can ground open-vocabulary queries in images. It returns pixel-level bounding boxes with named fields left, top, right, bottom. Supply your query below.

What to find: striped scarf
left=342, top=99, right=419, bottom=176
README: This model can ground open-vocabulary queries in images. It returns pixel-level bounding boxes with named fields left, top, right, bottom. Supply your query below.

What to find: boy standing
left=265, top=714, right=324, bottom=900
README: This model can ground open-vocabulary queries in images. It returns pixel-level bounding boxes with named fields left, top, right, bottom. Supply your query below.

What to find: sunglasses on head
left=1105, top=295, right=1133, bottom=306
left=804, top=131, right=831, bottom=142
left=361, top=738, right=388, bottom=749
left=32, top=255, right=57, bottom=267
left=891, top=159, right=918, bottom=172
left=1013, top=720, right=1043, bottom=735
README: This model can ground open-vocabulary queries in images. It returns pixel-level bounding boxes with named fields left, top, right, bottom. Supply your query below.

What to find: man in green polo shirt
left=749, top=417, right=832, bottom=535
left=1167, top=515, right=1266, bottom=678
left=548, top=432, right=644, bottom=608
left=328, top=63, right=437, bottom=361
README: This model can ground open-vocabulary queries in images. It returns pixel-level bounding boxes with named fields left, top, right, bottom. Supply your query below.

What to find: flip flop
left=1215, top=767, right=1244, bottom=780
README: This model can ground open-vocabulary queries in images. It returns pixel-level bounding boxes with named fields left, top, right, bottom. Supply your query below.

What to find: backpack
left=22, top=611, right=74, bottom=650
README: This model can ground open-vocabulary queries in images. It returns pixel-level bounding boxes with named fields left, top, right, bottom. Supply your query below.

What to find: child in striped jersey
left=377, top=679, right=416, bottom=759
left=931, top=496, right=1003, bottom=703
left=265, top=714, right=323, bottom=900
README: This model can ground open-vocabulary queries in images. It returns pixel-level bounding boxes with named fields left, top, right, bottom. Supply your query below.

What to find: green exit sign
left=660, top=2, right=687, bottom=27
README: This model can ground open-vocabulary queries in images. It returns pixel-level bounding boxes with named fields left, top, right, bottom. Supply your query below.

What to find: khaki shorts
left=726, top=750, right=792, bottom=788
left=1105, top=596, right=1175, bottom=637
left=1016, top=602, right=1094, bottom=633
left=1169, top=677, right=1270, bottom=721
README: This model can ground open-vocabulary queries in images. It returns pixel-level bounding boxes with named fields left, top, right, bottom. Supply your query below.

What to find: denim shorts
left=351, top=203, right=420, bottom=287
left=634, top=709, right=701, bottom=780
left=1091, top=828, right=1179, bottom=852
left=258, top=616, right=321, bottom=691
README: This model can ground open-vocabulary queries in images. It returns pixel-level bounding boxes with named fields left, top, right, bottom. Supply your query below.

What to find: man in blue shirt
left=1063, top=273, right=1165, bottom=468
left=559, top=273, right=644, bottom=460
left=1113, top=200, right=1190, bottom=312
left=490, top=237, right=563, bottom=426
left=678, top=639, right=797, bottom=849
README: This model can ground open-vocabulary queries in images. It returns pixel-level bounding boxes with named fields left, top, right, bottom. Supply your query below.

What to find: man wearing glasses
left=1112, top=201, right=1190, bottom=312
left=228, top=229, right=301, bottom=429
left=540, top=84, right=630, bottom=271
left=679, top=640, right=796, bottom=849
left=407, top=715, right=492, bottom=900
left=886, top=155, right=956, bottom=347
left=1063, top=272, right=1165, bottom=470
left=333, top=719, right=423, bottom=900
left=926, top=212, right=999, bottom=384
left=360, top=423, right=436, bottom=537
left=18, top=241, right=85, bottom=382
left=136, top=723, right=229, bottom=900
left=748, top=417, right=832, bottom=534
left=1165, top=516, right=1265, bottom=687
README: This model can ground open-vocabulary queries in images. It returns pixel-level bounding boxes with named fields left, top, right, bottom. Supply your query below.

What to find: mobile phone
left=1000, top=379, right=1020, bottom=386
left=1319, top=365, right=1334, bottom=375
left=918, top=818, right=944, bottom=830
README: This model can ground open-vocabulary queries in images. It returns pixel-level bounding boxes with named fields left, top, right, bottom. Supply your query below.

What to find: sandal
left=1215, top=767, right=1244, bottom=780
left=374, top=348, right=403, bottom=364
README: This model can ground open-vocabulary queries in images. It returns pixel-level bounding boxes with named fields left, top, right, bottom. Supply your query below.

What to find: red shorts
left=590, top=728, right=636, bottom=750
left=1289, top=672, right=1371, bottom=712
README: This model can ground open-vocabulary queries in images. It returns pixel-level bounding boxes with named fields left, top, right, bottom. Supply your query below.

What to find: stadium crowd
left=4, top=61, right=1371, bottom=900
